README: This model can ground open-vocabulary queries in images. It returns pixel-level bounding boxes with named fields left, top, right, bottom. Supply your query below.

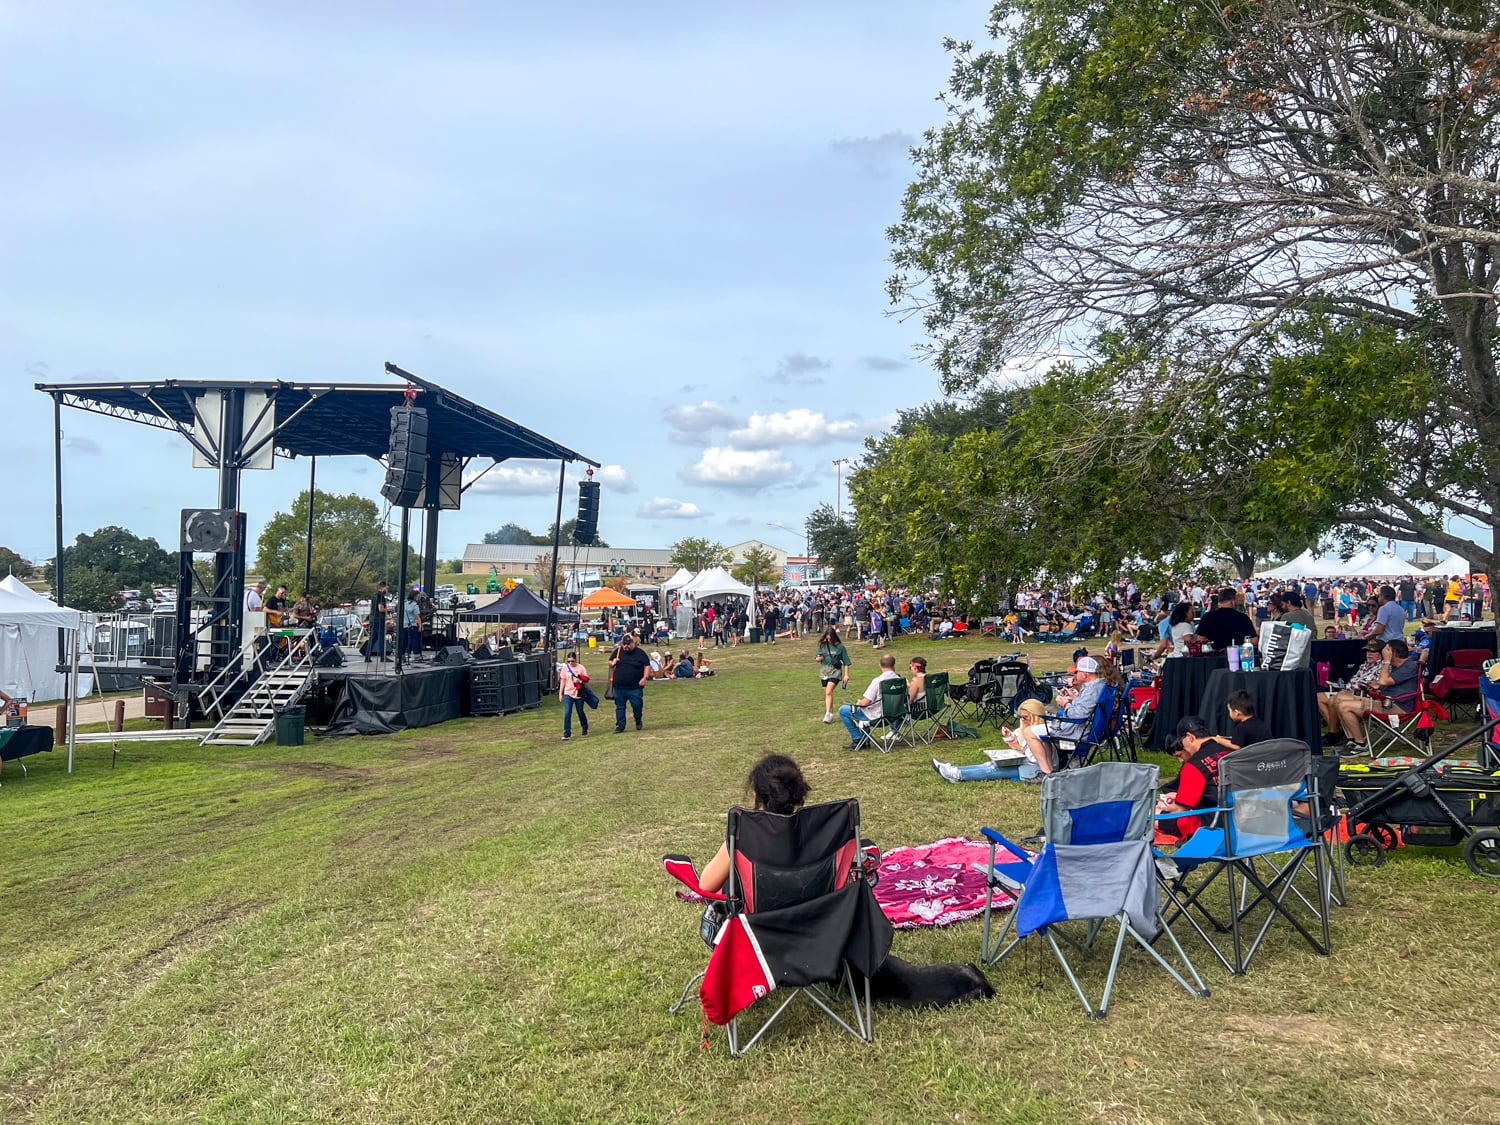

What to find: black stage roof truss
left=36, top=363, right=597, bottom=468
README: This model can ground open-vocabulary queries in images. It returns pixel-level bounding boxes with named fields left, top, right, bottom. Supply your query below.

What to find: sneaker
left=847, top=741, right=865, bottom=751
left=823, top=711, right=834, bottom=723
left=561, top=735, right=572, bottom=741
left=1020, top=829, right=1046, bottom=847
left=614, top=727, right=625, bottom=734
left=1341, top=741, right=1368, bottom=758
left=930, top=758, right=961, bottom=783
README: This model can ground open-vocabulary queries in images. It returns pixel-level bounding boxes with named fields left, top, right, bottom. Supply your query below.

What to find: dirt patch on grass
left=125, top=899, right=270, bottom=997
left=264, top=760, right=376, bottom=782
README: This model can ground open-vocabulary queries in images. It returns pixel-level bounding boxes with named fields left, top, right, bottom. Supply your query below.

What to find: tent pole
left=303, top=456, right=316, bottom=596
left=66, top=626, right=78, bottom=774
left=544, top=461, right=566, bottom=653
left=395, top=506, right=410, bottom=675
left=53, top=393, right=66, bottom=670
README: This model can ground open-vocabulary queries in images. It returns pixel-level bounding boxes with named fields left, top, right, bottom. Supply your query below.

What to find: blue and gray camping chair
left=1155, top=739, right=1333, bottom=976
left=974, top=762, right=1209, bottom=1017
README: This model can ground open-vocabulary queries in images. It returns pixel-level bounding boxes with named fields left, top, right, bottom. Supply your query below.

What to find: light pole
left=832, top=458, right=850, bottom=520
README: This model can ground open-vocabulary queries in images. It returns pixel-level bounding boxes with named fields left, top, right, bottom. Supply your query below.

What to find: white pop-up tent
left=1254, top=549, right=1320, bottom=579
left=1423, top=552, right=1471, bottom=576
left=0, top=575, right=89, bottom=772
left=1345, top=549, right=1416, bottom=577
left=680, top=567, right=753, bottom=600
left=661, top=567, right=695, bottom=593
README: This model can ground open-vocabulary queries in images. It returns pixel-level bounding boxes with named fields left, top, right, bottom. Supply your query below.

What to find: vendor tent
left=578, top=587, right=637, bottom=609
left=1345, top=549, right=1413, bottom=577
left=661, top=567, right=695, bottom=592
left=456, top=585, right=578, bottom=623
left=1423, top=552, right=1471, bottom=576
left=680, top=567, right=753, bottom=600
left=0, top=575, right=87, bottom=772
left=1254, top=549, right=1319, bottom=579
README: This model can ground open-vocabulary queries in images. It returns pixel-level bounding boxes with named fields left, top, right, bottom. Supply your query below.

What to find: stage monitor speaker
left=317, top=647, right=344, bottom=667
left=180, top=508, right=239, bottom=554
left=574, top=480, right=600, bottom=545
left=472, top=643, right=496, bottom=661
left=380, top=405, right=429, bottom=508
left=435, top=645, right=469, bottom=665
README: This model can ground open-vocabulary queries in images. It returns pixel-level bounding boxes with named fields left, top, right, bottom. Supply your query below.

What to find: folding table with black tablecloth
left=1199, top=669, right=1323, bottom=753
left=0, top=725, right=55, bottom=777
left=1145, top=653, right=1228, bottom=750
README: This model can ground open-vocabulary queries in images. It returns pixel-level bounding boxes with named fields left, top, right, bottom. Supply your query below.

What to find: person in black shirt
left=1195, top=587, right=1257, bottom=652
left=609, top=634, right=651, bottom=732
left=367, top=582, right=389, bottom=662
left=1224, top=689, right=1271, bottom=749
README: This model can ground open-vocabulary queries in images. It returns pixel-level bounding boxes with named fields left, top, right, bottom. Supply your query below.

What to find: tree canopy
left=483, top=522, right=547, bottom=545
left=255, top=491, right=417, bottom=604
left=889, top=0, right=1500, bottom=602
left=731, top=547, right=780, bottom=588
left=805, top=505, right=862, bottom=586
left=0, top=547, right=34, bottom=578
left=45, top=527, right=177, bottom=611
left=669, top=537, right=732, bottom=572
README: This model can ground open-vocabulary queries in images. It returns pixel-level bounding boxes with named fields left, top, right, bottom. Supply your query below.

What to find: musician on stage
left=292, top=591, right=318, bottom=628
left=264, top=584, right=289, bottom=627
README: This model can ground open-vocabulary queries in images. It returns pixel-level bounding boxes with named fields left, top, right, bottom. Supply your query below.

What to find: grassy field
left=3, top=636, right=1498, bottom=1124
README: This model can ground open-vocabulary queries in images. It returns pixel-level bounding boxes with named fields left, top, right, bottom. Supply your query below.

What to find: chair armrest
left=1155, top=807, right=1226, bottom=824
left=661, top=854, right=726, bottom=901
left=980, top=827, right=1035, bottom=863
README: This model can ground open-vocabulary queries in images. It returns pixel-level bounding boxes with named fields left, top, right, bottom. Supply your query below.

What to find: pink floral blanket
left=874, top=835, right=1017, bottom=928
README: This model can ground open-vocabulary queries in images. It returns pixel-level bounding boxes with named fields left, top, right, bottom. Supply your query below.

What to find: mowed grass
left=3, top=636, right=1499, bottom=1124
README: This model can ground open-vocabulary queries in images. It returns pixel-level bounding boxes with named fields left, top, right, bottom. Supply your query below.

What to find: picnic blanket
left=874, top=835, right=1018, bottom=928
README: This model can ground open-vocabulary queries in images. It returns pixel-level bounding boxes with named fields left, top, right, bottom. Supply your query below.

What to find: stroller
left=1340, top=715, right=1500, bottom=878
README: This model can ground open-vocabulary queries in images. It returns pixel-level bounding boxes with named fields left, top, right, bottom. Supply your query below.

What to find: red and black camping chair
left=662, top=799, right=892, bottom=1056
left=1428, top=648, right=1491, bottom=723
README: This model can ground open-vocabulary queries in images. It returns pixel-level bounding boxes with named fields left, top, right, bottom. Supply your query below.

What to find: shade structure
left=1254, top=549, right=1319, bottom=579
left=1423, top=552, right=1471, bottom=576
left=0, top=575, right=87, bottom=773
left=661, top=567, right=695, bottom=592
left=1344, top=549, right=1416, bottom=577
left=680, top=567, right=753, bottom=600
left=456, top=585, right=577, bottom=623
left=578, top=587, right=637, bottom=609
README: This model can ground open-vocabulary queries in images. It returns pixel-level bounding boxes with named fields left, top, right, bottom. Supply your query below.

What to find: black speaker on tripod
left=574, top=478, right=600, bottom=545
left=380, top=405, right=429, bottom=508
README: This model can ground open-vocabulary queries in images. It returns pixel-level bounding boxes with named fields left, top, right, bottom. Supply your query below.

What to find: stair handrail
left=198, top=634, right=267, bottom=719
left=229, top=634, right=319, bottom=720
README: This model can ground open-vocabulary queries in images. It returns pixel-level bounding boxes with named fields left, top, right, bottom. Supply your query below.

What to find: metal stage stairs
left=200, top=633, right=318, bottom=747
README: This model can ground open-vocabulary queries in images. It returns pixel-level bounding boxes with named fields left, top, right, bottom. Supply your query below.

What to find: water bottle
left=1241, top=640, right=1255, bottom=671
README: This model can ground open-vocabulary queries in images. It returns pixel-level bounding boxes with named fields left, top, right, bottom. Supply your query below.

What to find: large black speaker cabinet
left=380, top=405, right=429, bottom=508
left=574, top=479, right=600, bottom=545
left=435, top=645, right=470, bottom=665
left=317, top=646, right=344, bottom=667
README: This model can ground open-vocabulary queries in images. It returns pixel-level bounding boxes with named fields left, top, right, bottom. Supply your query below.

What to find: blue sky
left=3, top=1, right=983, bottom=566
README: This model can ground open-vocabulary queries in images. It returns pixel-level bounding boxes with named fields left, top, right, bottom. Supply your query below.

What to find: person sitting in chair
left=1157, top=716, right=1234, bottom=839
left=1322, top=638, right=1420, bottom=757
left=837, top=654, right=902, bottom=749
left=930, top=697, right=1057, bottom=783
left=698, top=755, right=810, bottom=893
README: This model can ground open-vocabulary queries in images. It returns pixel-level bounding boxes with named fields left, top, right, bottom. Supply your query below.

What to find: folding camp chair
left=1038, top=685, right=1117, bottom=770
left=873, top=678, right=916, bottom=749
left=973, top=762, right=1208, bottom=1017
left=662, top=799, right=892, bottom=1056
left=1480, top=668, right=1500, bottom=770
left=987, top=656, right=1037, bottom=724
left=913, top=671, right=952, bottom=744
left=1428, top=648, right=1490, bottom=723
left=1363, top=685, right=1447, bottom=757
left=1155, top=739, right=1333, bottom=976
left=949, top=660, right=997, bottom=725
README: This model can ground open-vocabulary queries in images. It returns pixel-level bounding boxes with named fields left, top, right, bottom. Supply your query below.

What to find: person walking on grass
left=559, top=652, right=590, bottom=741
left=815, top=627, right=851, bottom=723
left=610, top=634, right=650, bottom=732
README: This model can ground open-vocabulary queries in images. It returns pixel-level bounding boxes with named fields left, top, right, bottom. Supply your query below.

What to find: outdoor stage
left=308, top=646, right=548, bottom=735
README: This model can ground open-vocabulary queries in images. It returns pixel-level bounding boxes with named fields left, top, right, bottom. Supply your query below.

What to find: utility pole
left=833, top=458, right=850, bottom=520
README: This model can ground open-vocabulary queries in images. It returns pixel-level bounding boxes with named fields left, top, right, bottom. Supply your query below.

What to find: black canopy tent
left=37, top=364, right=598, bottom=687
left=459, top=585, right=578, bottom=624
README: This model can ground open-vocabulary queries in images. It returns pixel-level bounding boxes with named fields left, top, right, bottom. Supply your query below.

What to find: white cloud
left=681, top=447, right=798, bottom=488
left=463, top=461, right=557, bottom=495
left=638, top=496, right=707, bottom=519
left=727, top=408, right=865, bottom=449
left=595, top=464, right=636, bottom=493
left=664, top=401, right=740, bottom=445
left=769, top=353, right=831, bottom=384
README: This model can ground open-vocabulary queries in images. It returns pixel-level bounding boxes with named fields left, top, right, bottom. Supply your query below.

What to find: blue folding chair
left=1155, top=739, right=1333, bottom=975
left=975, top=762, right=1209, bottom=1017
left=1039, top=685, right=1118, bottom=769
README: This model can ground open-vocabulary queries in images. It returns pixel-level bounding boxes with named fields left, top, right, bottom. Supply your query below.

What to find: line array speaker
left=574, top=480, right=600, bottom=545
left=380, top=405, right=429, bottom=508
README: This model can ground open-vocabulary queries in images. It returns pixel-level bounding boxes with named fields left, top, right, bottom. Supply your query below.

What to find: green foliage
left=482, top=522, right=546, bottom=545
left=731, top=547, right=779, bottom=588
left=0, top=546, right=34, bottom=578
left=669, top=537, right=732, bottom=572
left=255, top=490, right=417, bottom=604
left=47, top=526, right=177, bottom=611
left=805, top=505, right=862, bottom=586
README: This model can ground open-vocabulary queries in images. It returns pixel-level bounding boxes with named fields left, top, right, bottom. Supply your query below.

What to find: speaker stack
left=435, top=645, right=470, bottom=665
left=574, top=477, right=600, bottom=545
left=380, top=405, right=429, bottom=508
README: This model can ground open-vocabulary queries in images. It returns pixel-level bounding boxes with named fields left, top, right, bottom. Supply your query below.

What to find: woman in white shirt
left=1153, top=603, right=1195, bottom=659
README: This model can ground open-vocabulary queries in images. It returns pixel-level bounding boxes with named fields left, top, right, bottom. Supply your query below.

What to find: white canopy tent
left=679, top=567, right=753, bottom=600
left=1254, top=549, right=1320, bottom=579
left=661, top=567, right=696, bottom=593
left=0, top=575, right=88, bottom=772
left=1423, top=552, right=1470, bottom=576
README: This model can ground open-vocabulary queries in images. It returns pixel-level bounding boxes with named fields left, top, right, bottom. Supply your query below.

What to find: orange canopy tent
left=578, top=587, right=637, bottom=609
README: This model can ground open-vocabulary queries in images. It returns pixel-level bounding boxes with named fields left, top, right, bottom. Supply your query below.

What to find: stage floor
left=314, top=646, right=468, bottom=681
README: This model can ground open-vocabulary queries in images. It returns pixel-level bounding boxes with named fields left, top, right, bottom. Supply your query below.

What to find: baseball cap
left=1363, top=638, right=1385, bottom=652
left=1074, top=656, right=1099, bottom=674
